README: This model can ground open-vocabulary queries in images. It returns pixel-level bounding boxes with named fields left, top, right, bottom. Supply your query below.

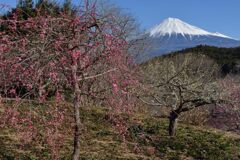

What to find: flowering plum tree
left=0, top=1, right=137, bottom=159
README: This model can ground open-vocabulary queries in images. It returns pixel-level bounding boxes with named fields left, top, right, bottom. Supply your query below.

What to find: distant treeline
left=171, top=45, right=240, bottom=75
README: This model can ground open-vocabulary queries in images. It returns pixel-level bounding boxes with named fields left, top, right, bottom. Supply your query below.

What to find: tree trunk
left=72, top=95, right=81, bottom=160
left=38, top=69, right=44, bottom=98
left=72, top=64, right=81, bottom=160
left=39, top=84, right=44, bottom=98
left=168, top=111, right=179, bottom=136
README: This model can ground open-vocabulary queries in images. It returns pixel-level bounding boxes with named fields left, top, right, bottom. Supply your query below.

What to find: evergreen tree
left=35, top=0, right=61, bottom=16
left=17, top=0, right=34, bottom=8
left=62, top=0, right=77, bottom=16
left=16, top=0, right=35, bottom=19
left=3, top=0, right=77, bottom=19
left=63, top=0, right=71, bottom=12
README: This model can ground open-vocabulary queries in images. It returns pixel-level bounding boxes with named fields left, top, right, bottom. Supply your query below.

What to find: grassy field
left=0, top=105, right=240, bottom=160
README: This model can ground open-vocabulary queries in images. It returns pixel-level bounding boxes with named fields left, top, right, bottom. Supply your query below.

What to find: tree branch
left=78, top=68, right=117, bottom=81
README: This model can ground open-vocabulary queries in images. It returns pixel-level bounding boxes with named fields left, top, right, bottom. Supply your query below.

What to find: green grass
left=0, top=105, right=239, bottom=160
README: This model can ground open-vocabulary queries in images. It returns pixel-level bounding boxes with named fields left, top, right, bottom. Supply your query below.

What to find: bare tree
left=96, top=0, right=150, bottom=61
left=140, top=53, right=223, bottom=136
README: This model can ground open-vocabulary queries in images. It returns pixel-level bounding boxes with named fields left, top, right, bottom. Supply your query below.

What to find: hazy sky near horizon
left=1, top=0, right=240, bottom=39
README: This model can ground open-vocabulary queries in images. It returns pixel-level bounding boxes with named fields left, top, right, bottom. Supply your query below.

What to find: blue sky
left=1, top=0, right=240, bottom=39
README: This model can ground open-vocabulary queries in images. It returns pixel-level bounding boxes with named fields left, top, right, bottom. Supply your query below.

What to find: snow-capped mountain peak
left=149, top=17, right=233, bottom=39
left=136, top=17, right=240, bottom=61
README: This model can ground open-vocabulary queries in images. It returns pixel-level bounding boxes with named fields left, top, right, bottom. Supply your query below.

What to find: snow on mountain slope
left=149, top=18, right=233, bottom=39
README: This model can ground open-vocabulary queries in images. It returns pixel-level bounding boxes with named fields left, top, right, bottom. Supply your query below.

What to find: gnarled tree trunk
left=168, top=110, right=179, bottom=136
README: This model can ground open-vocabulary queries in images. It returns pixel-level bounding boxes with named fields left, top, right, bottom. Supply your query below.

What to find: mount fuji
left=140, top=18, right=240, bottom=60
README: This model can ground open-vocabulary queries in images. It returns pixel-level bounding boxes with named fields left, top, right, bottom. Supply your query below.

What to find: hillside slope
left=0, top=105, right=239, bottom=160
